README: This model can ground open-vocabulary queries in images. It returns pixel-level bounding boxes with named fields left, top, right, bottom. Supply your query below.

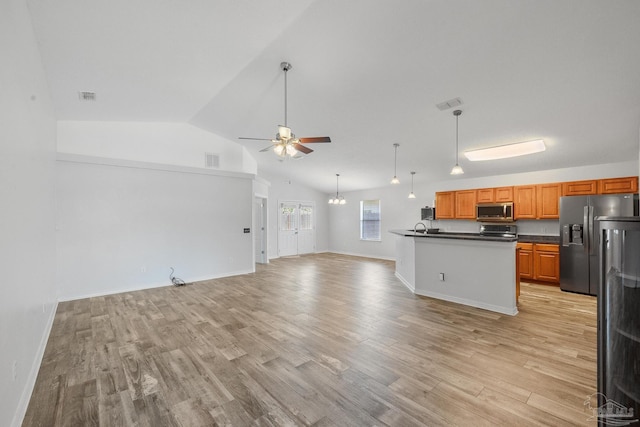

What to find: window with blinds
left=360, top=199, right=381, bottom=241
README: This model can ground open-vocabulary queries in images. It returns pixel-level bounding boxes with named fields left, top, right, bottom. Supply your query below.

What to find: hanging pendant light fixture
left=408, top=171, right=416, bottom=199
left=328, top=174, right=346, bottom=205
left=391, top=143, right=400, bottom=184
left=450, top=109, right=464, bottom=175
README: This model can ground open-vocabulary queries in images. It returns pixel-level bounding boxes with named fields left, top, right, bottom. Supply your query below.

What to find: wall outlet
left=439, top=273, right=445, bottom=281
left=12, top=360, right=17, bottom=381
left=141, top=266, right=146, bottom=273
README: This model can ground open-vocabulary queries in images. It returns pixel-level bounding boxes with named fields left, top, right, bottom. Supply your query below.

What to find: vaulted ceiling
left=27, top=0, right=640, bottom=193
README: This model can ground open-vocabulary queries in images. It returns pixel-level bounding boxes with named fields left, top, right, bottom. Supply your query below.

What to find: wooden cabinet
left=517, top=243, right=534, bottom=280
left=495, top=186, right=514, bottom=202
left=455, top=190, right=477, bottom=219
left=514, top=186, right=537, bottom=219
left=435, top=191, right=455, bottom=219
left=476, top=188, right=494, bottom=203
left=518, top=242, right=559, bottom=284
left=562, top=180, right=597, bottom=196
left=537, top=183, right=561, bottom=219
left=598, top=176, right=638, bottom=194
left=533, top=244, right=560, bottom=283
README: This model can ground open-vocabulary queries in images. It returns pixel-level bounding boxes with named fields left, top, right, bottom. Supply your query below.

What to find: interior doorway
left=254, top=197, right=268, bottom=264
left=278, top=201, right=316, bottom=257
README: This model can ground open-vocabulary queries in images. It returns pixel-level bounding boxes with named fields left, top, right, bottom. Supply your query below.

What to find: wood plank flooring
left=23, top=253, right=597, bottom=426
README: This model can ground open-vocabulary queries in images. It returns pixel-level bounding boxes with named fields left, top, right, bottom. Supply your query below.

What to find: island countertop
left=389, top=229, right=517, bottom=242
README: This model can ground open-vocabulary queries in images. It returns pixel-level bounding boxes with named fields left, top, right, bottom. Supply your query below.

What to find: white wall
left=56, top=155, right=255, bottom=300
left=257, top=169, right=330, bottom=259
left=58, top=120, right=257, bottom=174
left=0, top=1, right=58, bottom=426
left=329, top=160, right=639, bottom=260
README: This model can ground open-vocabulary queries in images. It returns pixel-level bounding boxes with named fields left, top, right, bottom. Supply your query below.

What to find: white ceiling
left=27, top=0, right=640, bottom=193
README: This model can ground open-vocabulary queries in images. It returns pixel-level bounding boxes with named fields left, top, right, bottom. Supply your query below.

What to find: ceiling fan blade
left=293, top=143, right=313, bottom=154
left=238, top=137, right=274, bottom=141
left=298, top=136, right=331, bottom=143
left=259, top=145, right=275, bottom=152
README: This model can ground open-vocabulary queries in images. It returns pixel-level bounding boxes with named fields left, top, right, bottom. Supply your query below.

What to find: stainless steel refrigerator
left=596, top=216, right=640, bottom=424
left=559, top=194, right=636, bottom=295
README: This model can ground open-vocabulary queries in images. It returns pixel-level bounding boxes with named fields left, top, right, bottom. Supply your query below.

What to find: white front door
left=298, top=203, right=315, bottom=254
left=278, top=202, right=299, bottom=257
left=278, top=201, right=316, bottom=257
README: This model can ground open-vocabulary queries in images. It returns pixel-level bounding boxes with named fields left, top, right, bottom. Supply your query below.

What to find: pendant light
left=408, top=171, right=416, bottom=199
left=450, top=109, right=464, bottom=175
left=328, top=174, right=346, bottom=205
left=391, top=143, right=400, bottom=184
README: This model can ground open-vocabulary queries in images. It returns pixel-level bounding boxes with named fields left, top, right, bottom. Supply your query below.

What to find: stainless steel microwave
left=476, top=203, right=514, bottom=222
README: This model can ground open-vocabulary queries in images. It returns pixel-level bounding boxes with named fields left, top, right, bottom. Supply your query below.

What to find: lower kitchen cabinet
left=516, top=243, right=534, bottom=280
left=517, top=242, right=559, bottom=284
left=533, top=244, right=560, bottom=283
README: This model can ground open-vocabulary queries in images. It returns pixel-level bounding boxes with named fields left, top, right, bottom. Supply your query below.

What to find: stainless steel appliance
left=421, top=206, right=435, bottom=221
left=476, top=203, right=514, bottom=222
left=596, top=216, right=640, bottom=423
left=479, top=223, right=517, bottom=237
left=559, top=194, right=636, bottom=295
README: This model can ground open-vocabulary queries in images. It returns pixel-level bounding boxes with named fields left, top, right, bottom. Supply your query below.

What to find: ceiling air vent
left=436, top=97, right=462, bottom=111
left=205, top=153, right=219, bottom=169
left=78, top=91, right=96, bottom=101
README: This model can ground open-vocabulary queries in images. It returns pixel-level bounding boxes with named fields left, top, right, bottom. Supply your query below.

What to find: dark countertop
left=389, top=229, right=517, bottom=242
left=517, top=234, right=560, bottom=244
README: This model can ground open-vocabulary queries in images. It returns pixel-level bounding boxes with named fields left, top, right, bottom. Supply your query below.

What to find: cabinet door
left=537, top=183, right=561, bottom=219
left=476, top=188, right=494, bottom=203
left=534, top=245, right=560, bottom=283
left=514, top=186, right=537, bottom=219
left=598, top=176, right=639, bottom=194
left=455, top=190, right=477, bottom=219
left=562, top=180, right=597, bottom=196
left=494, top=186, right=514, bottom=202
left=435, top=192, right=455, bottom=219
left=518, top=247, right=534, bottom=280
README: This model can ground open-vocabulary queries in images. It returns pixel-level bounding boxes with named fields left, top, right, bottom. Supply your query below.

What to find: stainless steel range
left=479, top=223, right=517, bottom=238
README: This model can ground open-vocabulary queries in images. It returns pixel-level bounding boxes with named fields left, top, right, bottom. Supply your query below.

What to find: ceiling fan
left=239, top=62, right=331, bottom=157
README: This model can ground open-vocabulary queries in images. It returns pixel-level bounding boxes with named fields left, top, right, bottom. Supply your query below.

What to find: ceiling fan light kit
left=238, top=62, right=331, bottom=158
left=464, top=139, right=546, bottom=161
left=450, top=109, right=464, bottom=175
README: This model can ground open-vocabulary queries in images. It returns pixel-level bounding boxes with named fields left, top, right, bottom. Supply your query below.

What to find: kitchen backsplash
left=423, top=219, right=559, bottom=236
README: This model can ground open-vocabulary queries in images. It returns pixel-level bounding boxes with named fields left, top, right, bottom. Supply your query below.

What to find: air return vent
left=78, top=91, right=96, bottom=101
left=436, top=97, right=462, bottom=111
left=205, top=153, right=219, bottom=169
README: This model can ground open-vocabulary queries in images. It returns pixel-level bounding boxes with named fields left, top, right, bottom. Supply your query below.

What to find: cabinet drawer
left=517, top=242, right=533, bottom=250
left=535, top=243, right=559, bottom=253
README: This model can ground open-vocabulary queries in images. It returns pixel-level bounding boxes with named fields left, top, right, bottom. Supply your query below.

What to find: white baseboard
left=414, top=289, right=518, bottom=316
left=327, top=251, right=396, bottom=261
left=12, top=300, right=59, bottom=427
left=395, top=272, right=415, bottom=293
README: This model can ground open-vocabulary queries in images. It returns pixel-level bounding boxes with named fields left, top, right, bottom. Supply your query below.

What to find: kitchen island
left=390, top=230, right=518, bottom=315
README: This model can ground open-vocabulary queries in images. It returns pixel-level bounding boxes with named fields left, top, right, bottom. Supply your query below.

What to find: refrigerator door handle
left=584, top=205, right=590, bottom=254
left=589, top=205, right=595, bottom=256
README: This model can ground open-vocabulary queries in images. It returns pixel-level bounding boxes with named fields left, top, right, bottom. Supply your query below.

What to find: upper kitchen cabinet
left=514, top=185, right=537, bottom=219
left=562, top=180, right=597, bottom=196
left=494, top=186, right=514, bottom=202
left=598, top=176, right=638, bottom=194
left=476, top=188, right=494, bottom=203
left=537, top=183, right=561, bottom=219
left=455, top=190, right=477, bottom=219
left=435, top=191, right=455, bottom=219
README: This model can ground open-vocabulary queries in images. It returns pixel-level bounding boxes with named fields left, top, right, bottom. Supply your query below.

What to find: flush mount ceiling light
left=450, top=110, right=464, bottom=175
left=408, top=171, right=416, bottom=199
left=391, top=143, right=400, bottom=184
left=328, top=174, right=346, bottom=205
left=464, top=139, right=546, bottom=161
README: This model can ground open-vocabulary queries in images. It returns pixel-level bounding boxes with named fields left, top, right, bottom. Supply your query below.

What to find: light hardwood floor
left=23, top=253, right=597, bottom=426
